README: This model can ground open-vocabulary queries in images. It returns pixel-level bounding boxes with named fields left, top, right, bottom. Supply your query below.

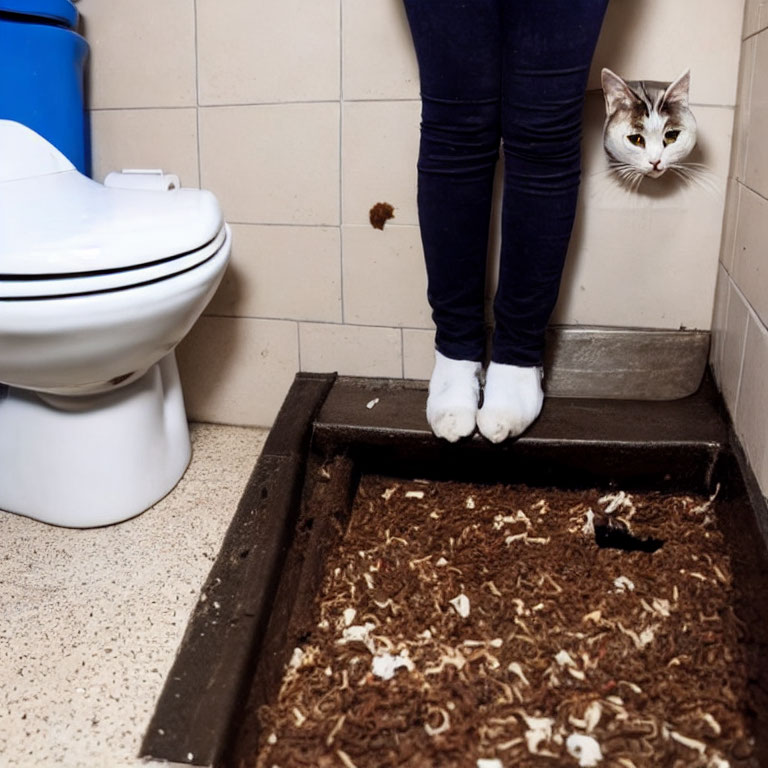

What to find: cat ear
left=663, top=70, right=691, bottom=108
left=601, top=68, right=636, bottom=115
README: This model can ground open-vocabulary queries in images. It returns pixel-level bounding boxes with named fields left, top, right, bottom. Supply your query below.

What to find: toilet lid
left=0, top=169, right=225, bottom=288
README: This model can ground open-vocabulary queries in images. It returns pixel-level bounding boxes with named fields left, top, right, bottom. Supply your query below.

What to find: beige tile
left=732, top=185, right=768, bottom=326
left=709, top=265, right=731, bottom=383
left=342, top=0, right=420, bottom=100
left=197, top=0, right=340, bottom=105
left=342, top=225, right=432, bottom=328
left=720, top=281, right=750, bottom=414
left=731, top=38, right=757, bottom=183
left=719, top=179, right=742, bottom=274
left=554, top=101, right=729, bottom=330
left=342, top=101, right=420, bottom=226
left=735, top=314, right=768, bottom=495
left=177, top=316, right=299, bottom=426
left=78, top=0, right=196, bottom=109
left=89, top=108, right=199, bottom=186
left=744, top=31, right=768, bottom=198
left=199, top=104, right=340, bottom=225
left=589, top=0, right=743, bottom=106
left=743, top=0, right=768, bottom=37
left=206, top=224, right=342, bottom=322
left=299, top=323, right=402, bottom=377
left=403, top=329, right=435, bottom=381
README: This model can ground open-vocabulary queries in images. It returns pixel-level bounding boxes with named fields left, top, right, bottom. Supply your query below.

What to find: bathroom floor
left=0, top=422, right=269, bottom=768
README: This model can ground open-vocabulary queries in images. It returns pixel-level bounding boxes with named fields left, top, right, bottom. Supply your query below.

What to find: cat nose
left=650, top=160, right=661, bottom=170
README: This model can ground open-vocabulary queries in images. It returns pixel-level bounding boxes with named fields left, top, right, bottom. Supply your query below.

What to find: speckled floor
left=0, top=423, right=269, bottom=768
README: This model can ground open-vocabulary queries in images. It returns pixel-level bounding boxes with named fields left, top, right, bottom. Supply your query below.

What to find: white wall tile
left=588, top=0, right=743, bottom=106
left=553, top=101, right=730, bottom=330
left=710, top=265, right=731, bottom=382
left=342, top=225, right=432, bottom=328
left=90, top=108, right=199, bottom=186
left=718, top=179, right=742, bottom=274
left=299, top=323, right=402, bottom=377
left=743, top=0, right=768, bottom=37
left=199, top=104, right=340, bottom=225
left=403, top=329, right=434, bottom=381
left=78, top=0, right=196, bottom=109
left=342, top=101, right=420, bottom=226
left=197, top=0, right=340, bottom=105
left=731, top=38, right=757, bottom=183
left=744, top=30, right=768, bottom=198
left=721, top=281, right=750, bottom=415
left=732, top=185, right=768, bottom=327
left=206, top=224, right=342, bottom=322
left=734, top=314, right=768, bottom=495
left=177, top=316, right=299, bottom=426
left=342, top=0, right=420, bottom=101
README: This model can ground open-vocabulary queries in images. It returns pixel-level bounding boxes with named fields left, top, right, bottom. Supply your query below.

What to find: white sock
left=426, top=350, right=481, bottom=442
left=476, top=362, right=544, bottom=443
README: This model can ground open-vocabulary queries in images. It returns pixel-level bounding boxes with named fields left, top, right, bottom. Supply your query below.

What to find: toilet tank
left=0, top=0, right=90, bottom=175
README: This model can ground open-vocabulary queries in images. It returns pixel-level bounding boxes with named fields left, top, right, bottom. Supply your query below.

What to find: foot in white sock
left=476, top=362, right=543, bottom=443
left=426, top=351, right=481, bottom=442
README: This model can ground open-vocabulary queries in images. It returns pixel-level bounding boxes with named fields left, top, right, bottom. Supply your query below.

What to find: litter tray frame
left=140, top=372, right=768, bottom=767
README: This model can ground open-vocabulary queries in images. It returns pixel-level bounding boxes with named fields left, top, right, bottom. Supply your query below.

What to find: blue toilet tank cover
left=0, top=0, right=78, bottom=27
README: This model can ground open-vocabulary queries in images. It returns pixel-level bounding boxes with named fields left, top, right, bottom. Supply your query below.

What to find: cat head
left=601, top=68, right=697, bottom=181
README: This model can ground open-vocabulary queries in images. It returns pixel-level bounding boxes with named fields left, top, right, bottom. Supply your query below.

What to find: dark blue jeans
left=403, top=0, right=608, bottom=366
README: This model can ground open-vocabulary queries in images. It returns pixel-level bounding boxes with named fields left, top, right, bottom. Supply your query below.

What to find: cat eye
left=627, top=134, right=645, bottom=147
left=664, top=130, right=681, bottom=145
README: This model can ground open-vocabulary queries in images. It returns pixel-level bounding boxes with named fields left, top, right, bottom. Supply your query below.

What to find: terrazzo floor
left=0, top=423, right=269, bottom=768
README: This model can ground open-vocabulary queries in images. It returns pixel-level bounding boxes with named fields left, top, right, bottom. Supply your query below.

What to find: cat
left=601, top=69, right=698, bottom=188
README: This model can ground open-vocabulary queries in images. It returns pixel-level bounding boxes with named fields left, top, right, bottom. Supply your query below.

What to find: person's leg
left=477, top=0, right=608, bottom=442
left=403, top=0, right=502, bottom=441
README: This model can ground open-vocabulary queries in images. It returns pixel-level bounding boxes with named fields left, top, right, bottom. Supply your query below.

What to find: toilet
left=0, top=120, right=232, bottom=527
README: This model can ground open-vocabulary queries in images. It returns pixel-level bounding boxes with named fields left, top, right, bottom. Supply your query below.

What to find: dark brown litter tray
left=140, top=372, right=768, bottom=767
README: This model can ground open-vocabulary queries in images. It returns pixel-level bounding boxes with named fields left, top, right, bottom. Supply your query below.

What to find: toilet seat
left=0, top=120, right=225, bottom=298
left=0, top=225, right=228, bottom=299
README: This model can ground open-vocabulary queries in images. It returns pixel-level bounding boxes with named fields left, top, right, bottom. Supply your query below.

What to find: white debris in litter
left=708, top=755, right=730, bottom=768
left=293, top=707, right=307, bottom=726
left=599, top=490, right=635, bottom=515
left=436, top=557, right=448, bottom=567
left=613, top=576, right=635, bottom=592
left=701, top=712, right=722, bottom=736
left=288, top=647, right=305, bottom=669
left=342, top=607, right=357, bottom=627
left=466, top=496, right=476, bottom=509
left=337, top=622, right=377, bottom=654
left=371, top=651, right=414, bottom=680
left=406, top=490, right=425, bottom=499
left=522, top=715, right=554, bottom=754
left=555, top=649, right=578, bottom=668
left=669, top=730, right=707, bottom=755
left=581, top=509, right=595, bottom=535
left=477, top=760, right=504, bottom=768
left=507, top=661, right=530, bottom=686
left=566, top=733, right=603, bottom=766
left=584, top=701, right=602, bottom=732
left=267, top=732, right=278, bottom=745
left=424, top=707, right=451, bottom=736
left=449, top=593, right=471, bottom=618
left=381, top=487, right=396, bottom=501
left=366, top=398, right=380, bottom=409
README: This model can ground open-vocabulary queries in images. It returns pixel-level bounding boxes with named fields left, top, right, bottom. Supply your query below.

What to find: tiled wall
left=711, top=0, right=768, bottom=497
left=78, top=0, right=743, bottom=426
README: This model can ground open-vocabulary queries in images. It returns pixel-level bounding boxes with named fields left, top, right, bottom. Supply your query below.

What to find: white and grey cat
left=601, top=69, right=697, bottom=186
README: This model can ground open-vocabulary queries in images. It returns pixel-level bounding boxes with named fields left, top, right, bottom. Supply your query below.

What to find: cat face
left=601, top=69, right=697, bottom=181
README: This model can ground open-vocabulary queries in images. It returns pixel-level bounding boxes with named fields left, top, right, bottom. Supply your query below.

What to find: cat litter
left=248, top=477, right=755, bottom=767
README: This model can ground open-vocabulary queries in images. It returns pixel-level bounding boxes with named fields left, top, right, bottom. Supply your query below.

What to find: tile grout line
left=339, top=0, right=346, bottom=326
left=193, top=0, right=202, bottom=189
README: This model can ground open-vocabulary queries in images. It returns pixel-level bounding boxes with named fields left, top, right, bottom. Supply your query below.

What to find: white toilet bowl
left=0, top=120, right=232, bottom=526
